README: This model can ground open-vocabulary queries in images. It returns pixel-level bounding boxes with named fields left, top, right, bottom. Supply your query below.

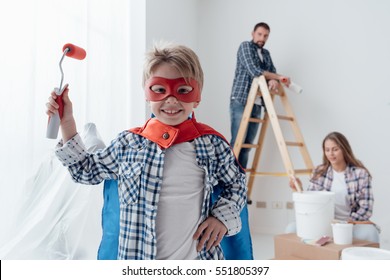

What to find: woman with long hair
left=289, top=131, right=379, bottom=243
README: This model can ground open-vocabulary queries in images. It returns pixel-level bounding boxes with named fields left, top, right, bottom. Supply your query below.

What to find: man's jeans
left=230, top=99, right=263, bottom=169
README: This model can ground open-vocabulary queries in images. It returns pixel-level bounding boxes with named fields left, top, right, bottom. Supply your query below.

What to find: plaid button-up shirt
left=231, top=40, right=277, bottom=105
left=309, top=165, right=374, bottom=221
left=55, top=130, right=247, bottom=260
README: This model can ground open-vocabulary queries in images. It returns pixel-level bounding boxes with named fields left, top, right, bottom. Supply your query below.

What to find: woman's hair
left=142, top=42, right=204, bottom=91
left=312, top=131, right=371, bottom=179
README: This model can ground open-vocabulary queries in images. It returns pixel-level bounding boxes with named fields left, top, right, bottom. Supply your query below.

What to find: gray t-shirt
left=155, top=141, right=205, bottom=259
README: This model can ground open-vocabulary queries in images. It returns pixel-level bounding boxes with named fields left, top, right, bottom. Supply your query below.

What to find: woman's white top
left=331, top=169, right=351, bottom=221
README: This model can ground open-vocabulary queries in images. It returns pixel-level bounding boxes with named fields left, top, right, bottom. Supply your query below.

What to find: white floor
left=251, top=232, right=275, bottom=260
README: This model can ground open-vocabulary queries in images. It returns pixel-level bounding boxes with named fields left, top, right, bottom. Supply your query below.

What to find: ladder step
left=294, top=169, right=313, bottom=175
left=262, top=90, right=284, bottom=97
left=241, top=143, right=259, bottom=149
left=285, top=141, right=304, bottom=147
left=248, top=117, right=265, bottom=123
left=277, top=115, right=294, bottom=121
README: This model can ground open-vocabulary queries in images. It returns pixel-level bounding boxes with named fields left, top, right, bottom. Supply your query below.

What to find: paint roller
left=46, top=43, right=86, bottom=139
left=281, top=78, right=303, bottom=94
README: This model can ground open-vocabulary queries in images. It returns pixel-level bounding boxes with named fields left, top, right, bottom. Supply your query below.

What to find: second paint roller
left=281, top=78, right=303, bottom=94
left=46, top=43, right=86, bottom=139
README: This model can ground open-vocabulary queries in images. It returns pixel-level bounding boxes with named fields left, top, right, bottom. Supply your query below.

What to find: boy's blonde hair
left=143, top=42, right=204, bottom=91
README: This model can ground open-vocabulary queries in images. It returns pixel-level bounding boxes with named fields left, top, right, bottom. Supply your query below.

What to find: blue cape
left=97, top=179, right=253, bottom=260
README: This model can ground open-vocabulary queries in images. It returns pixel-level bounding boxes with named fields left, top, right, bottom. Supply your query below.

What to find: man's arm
left=263, top=70, right=290, bottom=85
left=238, top=42, right=291, bottom=88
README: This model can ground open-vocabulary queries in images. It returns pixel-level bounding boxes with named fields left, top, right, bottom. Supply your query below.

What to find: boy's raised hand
left=193, top=216, right=227, bottom=252
left=46, top=85, right=77, bottom=142
left=47, top=84, right=69, bottom=118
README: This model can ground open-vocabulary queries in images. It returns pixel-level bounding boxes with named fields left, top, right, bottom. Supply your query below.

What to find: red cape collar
left=129, top=114, right=226, bottom=149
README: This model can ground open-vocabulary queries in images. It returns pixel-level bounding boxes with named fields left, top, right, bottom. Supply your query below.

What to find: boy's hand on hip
left=193, top=216, right=227, bottom=252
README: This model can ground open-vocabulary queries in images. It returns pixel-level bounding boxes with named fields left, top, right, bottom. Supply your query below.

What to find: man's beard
left=256, top=41, right=265, bottom=48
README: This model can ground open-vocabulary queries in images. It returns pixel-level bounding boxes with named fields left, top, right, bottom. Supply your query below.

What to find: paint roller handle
left=283, top=80, right=303, bottom=94
left=46, top=84, right=68, bottom=139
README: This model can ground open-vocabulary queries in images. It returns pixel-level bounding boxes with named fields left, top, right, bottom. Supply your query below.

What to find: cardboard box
left=274, top=233, right=379, bottom=260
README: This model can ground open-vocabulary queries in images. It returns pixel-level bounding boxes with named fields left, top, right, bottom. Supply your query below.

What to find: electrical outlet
left=256, top=201, right=267, bottom=208
left=272, top=201, right=283, bottom=209
left=286, top=201, right=294, bottom=209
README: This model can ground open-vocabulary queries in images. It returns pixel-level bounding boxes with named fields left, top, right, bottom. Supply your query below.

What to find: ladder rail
left=246, top=106, right=271, bottom=196
left=278, top=87, right=314, bottom=170
left=233, top=77, right=260, bottom=158
left=234, top=75, right=314, bottom=200
left=257, top=76, right=296, bottom=177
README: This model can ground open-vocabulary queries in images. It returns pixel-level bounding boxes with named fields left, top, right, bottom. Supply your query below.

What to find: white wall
left=146, top=0, right=199, bottom=48
left=147, top=0, right=390, bottom=249
left=145, top=0, right=200, bottom=118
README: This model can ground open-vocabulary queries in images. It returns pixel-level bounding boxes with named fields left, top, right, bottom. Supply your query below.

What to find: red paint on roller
left=63, top=43, right=86, bottom=60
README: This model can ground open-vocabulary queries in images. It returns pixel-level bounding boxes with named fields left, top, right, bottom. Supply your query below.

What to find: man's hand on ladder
left=268, top=79, right=280, bottom=92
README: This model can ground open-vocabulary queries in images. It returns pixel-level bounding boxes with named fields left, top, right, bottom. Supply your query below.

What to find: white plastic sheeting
left=0, top=123, right=106, bottom=259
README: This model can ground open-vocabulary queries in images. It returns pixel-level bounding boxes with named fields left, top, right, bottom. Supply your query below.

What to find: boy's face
left=147, top=63, right=199, bottom=126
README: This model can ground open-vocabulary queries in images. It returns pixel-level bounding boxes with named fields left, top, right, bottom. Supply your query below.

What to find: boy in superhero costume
left=47, top=43, right=252, bottom=260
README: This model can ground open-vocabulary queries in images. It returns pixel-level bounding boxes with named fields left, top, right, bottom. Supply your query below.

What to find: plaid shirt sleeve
left=55, top=131, right=130, bottom=184
left=308, top=165, right=333, bottom=191
left=237, top=42, right=277, bottom=78
left=237, top=42, right=264, bottom=78
left=262, top=48, right=277, bottom=74
left=348, top=167, right=374, bottom=221
left=202, top=136, right=247, bottom=236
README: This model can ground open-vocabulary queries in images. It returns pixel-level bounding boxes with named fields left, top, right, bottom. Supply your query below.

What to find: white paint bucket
left=293, top=191, right=335, bottom=240
left=332, top=223, right=353, bottom=245
left=341, top=247, right=390, bottom=260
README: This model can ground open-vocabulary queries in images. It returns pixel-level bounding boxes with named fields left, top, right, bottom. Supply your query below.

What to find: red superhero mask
left=145, top=77, right=201, bottom=103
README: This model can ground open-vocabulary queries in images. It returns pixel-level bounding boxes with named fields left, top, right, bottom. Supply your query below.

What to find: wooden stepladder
left=233, top=75, right=314, bottom=200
